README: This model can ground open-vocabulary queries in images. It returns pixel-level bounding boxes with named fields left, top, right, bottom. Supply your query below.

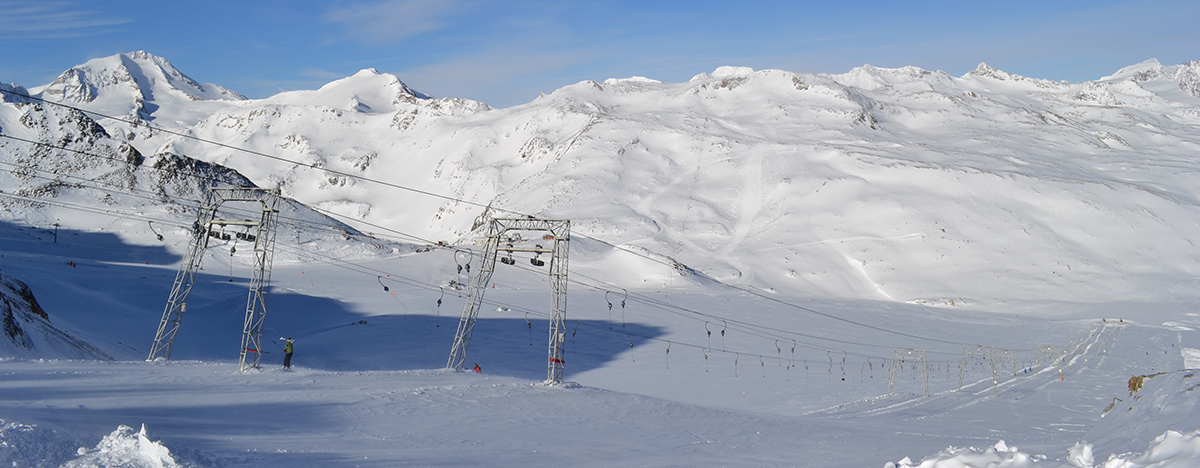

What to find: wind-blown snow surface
left=0, top=219, right=1198, bottom=466
left=0, top=53, right=1199, bottom=466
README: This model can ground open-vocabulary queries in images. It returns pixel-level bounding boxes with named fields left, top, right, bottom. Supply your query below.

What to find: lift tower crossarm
left=147, top=187, right=281, bottom=372
left=447, top=217, right=571, bottom=385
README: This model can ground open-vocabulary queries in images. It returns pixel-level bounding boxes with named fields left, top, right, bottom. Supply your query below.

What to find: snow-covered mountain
left=4, top=52, right=1200, bottom=308
left=30, top=50, right=244, bottom=123
left=3, top=52, right=1200, bottom=467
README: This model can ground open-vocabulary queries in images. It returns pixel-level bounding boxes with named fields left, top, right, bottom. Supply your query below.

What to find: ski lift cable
left=0, top=136, right=445, bottom=260
left=0, top=137, right=439, bottom=249
left=0, top=90, right=527, bottom=217
left=568, top=269, right=1000, bottom=355
left=0, top=191, right=187, bottom=228
left=569, top=233, right=979, bottom=348
left=0, top=99, right=964, bottom=347
left=0, top=154, right=412, bottom=253
left=0, top=95, right=1035, bottom=355
left=508, top=261, right=941, bottom=357
left=1, top=209, right=1026, bottom=365
left=566, top=269, right=943, bottom=355
left=2, top=111, right=1014, bottom=352
left=0, top=93, right=1057, bottom=352
left=2, top=193, right=960, bottom=364
left=508, top=261, right=901, bottom=355
left=275, top=243, right=905, bottom=365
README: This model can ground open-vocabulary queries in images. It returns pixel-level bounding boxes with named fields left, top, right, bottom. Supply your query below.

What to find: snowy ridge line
left=0, top=137, right=410, bottom=251
left=304, top=203, right=439, bottom=246
left=0, top=156, right=211, bottom=229
left=0, top=133, right=218, bottom=205
left=0, top=180, right=374, bottom=254
left=0, top=91, right=1097, bottom=356
left=0, top=133, right=369, bottom=240
left=807, top=320, right=1121, bottom=418
left=0, top=83, right=1158, bottom=369
left=0, top=87, right=518, bottom=216
left=6, top=110, right=905, bottom=353
left=5, top=111, right=710, bottom=298
left=3, top=84, right=1014, bottom=351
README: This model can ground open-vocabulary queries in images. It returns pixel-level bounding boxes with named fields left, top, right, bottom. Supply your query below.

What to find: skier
left=473, top=363, right=482, bottom=374
left=283, top=337, right=294, bottom=369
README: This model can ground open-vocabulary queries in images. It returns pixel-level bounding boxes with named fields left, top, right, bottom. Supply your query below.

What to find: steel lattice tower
left=447, top=217, right=571, bottom=385
left=147, top=187, right=281, bottom=372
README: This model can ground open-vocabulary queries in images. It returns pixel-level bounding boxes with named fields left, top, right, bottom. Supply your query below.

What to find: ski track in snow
left=0, top=54, right=1199, bottom=467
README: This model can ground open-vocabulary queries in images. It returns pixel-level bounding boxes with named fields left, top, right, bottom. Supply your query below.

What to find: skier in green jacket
left=283, top=337, right=294, bottom=369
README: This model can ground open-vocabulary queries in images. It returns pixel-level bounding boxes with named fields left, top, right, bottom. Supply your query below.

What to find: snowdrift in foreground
left=64, top=425, right=179, bottom=468
left=1, top=419, right=180, bottom=468
left=889, top=430, right=1200, bottom=468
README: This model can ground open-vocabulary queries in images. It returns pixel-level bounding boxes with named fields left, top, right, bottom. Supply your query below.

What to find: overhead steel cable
left=0, top=186, right=1027, bottom=367
left=0, top=88, right=523, bottom=216
left=505, top=258, right=927, bottom=357
left=270, top=242, right=907, bottom=366
left=0, top=135, right=431, bottom=248
left=0, top=87, right=1016, bottom=351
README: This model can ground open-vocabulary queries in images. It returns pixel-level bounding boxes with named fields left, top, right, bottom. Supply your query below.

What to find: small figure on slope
left=473, top=363, right=482, bottom=374
left=283, top=337, right=294, bottom=369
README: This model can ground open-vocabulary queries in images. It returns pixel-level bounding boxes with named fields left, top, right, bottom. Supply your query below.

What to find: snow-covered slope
left=144, top=58, right=1200, bottom=307
left=0, top=269, right=110, bottom=360
left=1, top=53, right=1199, bottom=466
left=6, top=53, right=1200, bottom=306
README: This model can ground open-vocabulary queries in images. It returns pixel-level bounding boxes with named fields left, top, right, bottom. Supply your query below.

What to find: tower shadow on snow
left=0, top=220, right=662, bottom=379
left=268, top=287, right=666, bottom=381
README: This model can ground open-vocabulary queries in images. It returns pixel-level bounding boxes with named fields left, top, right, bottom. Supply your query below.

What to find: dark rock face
left=0, top=269, right=113, bottom=360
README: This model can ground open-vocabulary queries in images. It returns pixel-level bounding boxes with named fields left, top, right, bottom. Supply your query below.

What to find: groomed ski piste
left=1, top=52, right=1199, bottom=467
left=0, top=218, right=1197, bottom=467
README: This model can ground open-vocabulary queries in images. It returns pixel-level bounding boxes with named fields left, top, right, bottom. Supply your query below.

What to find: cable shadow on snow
left=0, top=219, right=665, bottom=380
left=263, top=290, right=666, bottom=380
left=0, top=219, right=180, bottom=265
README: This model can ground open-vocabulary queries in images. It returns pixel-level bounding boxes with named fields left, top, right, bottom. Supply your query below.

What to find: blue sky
left=1, top=0, right=1196, bottom=108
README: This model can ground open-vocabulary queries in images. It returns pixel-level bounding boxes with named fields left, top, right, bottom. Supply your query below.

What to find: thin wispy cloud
left=0, top=1, right=129, bottom=39
left=324, top=0, right=464, bottom=45
left=400, top=45, right=587, bottom=107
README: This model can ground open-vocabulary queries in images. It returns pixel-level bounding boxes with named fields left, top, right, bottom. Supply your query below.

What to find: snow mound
left=63, top=424, right=180, bottom=468
left=0, top=418, right=85, bottom=467
left=1182, top=348, right=1200, bottom=369
left=888, top=430, right=1200, bottom=468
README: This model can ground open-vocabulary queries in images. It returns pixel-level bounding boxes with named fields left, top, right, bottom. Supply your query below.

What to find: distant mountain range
left=2, top=51, right=1198, bottom=306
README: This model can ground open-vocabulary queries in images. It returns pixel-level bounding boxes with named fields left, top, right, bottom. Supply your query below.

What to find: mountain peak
left=267, top=68, right=432, bottom=113
left=1100, top=58, right=1167, bottom=83
left=967, top=62, right=1009, bottom=80
left=42, top=51, right=244, bottom=102
left=35, top=51, right=245, bottom=121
